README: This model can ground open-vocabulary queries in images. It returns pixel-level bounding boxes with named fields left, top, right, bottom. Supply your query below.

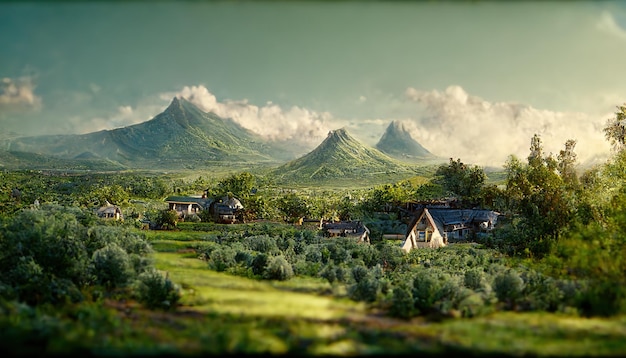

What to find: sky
left=2, top=0, right=626, bottom=167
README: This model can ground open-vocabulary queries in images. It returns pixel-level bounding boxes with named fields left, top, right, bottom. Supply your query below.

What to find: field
left=143, top=231, right=626, bottom=357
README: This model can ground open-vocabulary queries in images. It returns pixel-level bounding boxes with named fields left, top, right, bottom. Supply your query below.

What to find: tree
left=603, top=103, right=626, bottom=151
left=503, top=135, right=579, bottom=257
left=212, top=172, right=256, bottom=200
left=277, top=192, right=310, bottom=224
left=434, top=158, right=486, bottom=205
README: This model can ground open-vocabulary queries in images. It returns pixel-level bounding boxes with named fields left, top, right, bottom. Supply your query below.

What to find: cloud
left=597, top=11, right=626, bottom=40
left=71, top=102, right=165, bottom=134
left=163, top=85, right=334, bottom=148
left=0, top=76, right=41, bottom=112
left=404, top=85, right=611, bottom=167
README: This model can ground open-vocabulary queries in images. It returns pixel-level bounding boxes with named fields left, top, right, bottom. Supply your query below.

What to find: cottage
left=401, top=208, right=499, bottom=252
left=164, top=195, right=213, bottom=218
left=211, top=195, right=244, bottom=224
left=97, top=201, right=123, bottom=221
left=322, top=220, right=370, bottom=244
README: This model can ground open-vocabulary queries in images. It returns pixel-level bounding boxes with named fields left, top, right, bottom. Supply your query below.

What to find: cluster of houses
left=95, top=192, right=500, bottom=252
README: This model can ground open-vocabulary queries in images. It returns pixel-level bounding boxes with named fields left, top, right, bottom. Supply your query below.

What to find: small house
left=164, top=195, right=213, bottom=218
left=322, top=220, right=370, bottom=244
left=401, top=208, right=499, bottom=252
left=97, top=201, right=123, bottom=221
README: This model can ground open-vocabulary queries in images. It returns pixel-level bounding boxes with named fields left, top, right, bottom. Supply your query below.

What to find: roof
left=407, top=208, right=500, bottom=236
left=97, top=201, right=121, bottom=214
left=165, top=196, right=213, bottom=206
left=323, top=221, right=369, bottom=234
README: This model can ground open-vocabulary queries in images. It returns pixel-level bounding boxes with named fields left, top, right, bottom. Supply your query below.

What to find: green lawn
left=151, top=250, right=626, bottom=357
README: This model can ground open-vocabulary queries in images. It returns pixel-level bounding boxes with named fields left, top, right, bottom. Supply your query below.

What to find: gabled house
left=211, top=195, right=245, bottom=224
left=96, top=201, right=123, bottom=221
left=164, top=195, right=213, bottom=218
left=401, top=208, right=500, bottom=252
left=322, top=220, right=370, bottom=244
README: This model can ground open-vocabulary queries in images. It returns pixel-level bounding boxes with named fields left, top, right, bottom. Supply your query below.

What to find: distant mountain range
left=1, top=97, right=294, bottom=169
left=0, top=98, right=443, bottom=175
left=270, top=128, right=429, bottom=184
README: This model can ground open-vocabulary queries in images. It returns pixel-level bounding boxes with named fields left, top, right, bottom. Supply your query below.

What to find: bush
left=493, top=270, right=524, bottom=310
left=463, top=269, right=484, bottom=291
left=207, top=247, right=237, bottom=272
left=264, top=256, right=294, bottom=281
left=388, top=284, right=415, bottom=319
left=90, top=243, right=134, bottom=289
left=135, top=269, right=180, bottom=311
left=251, top=253, right=269, bottom=276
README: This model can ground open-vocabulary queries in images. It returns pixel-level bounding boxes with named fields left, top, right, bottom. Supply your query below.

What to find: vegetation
left=2, top=104, right=626, bottom=355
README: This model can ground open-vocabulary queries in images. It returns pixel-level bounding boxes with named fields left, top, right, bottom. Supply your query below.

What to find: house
left=322, top=220, right=370, bottom=244
left=401, top=208, right=500, bottom=252
left=96, top=201, right=123, bottom=220
left=211, top=195, right=244, bottom=224
left=164, top=195, right=213, bottom=218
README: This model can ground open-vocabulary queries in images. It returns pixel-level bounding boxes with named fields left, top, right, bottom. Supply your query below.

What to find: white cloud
left=597, top=11, right=626, bottom=40
left=71, top=102, right=164, bottom=134
left=0, top=76, right=41, bottom=112
left=164, top=85, right=334, bottom=148
left=404, top=85, right=611, bottom=167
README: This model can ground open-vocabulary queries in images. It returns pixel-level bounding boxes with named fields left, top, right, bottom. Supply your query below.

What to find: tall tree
left=603, top=103, right=626, bottom=151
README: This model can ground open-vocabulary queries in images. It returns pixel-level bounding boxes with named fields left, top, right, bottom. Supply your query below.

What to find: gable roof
left=165, top=196, right=213, bottom=207
left=406, top=208, right=500, bottom=237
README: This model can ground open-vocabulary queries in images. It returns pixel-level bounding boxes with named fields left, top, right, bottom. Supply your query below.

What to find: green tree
left=603, top=103, right=626, bottom=151
left=434, top=158, right=486, bottom=205
left=277, top=192, right=310, bottom=223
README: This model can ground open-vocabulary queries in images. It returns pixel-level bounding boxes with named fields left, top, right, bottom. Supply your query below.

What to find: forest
left=2, top=106, right=626, bottom=356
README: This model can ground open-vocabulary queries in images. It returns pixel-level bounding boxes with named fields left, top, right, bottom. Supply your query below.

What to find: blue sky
left=2, top=0, right=626, bottom=166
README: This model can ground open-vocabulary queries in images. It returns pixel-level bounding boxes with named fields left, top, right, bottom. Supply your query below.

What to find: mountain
left=271, top=127, right=422, bottom=184
left=375, top=120, right=437, bottom=163
left=0, top=149, right=126, bottom=171
left=4, top=97, right=294, bottom=169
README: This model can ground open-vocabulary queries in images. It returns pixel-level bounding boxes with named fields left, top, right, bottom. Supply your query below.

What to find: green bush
left=251, top=253, right=269, bottom=276
left=207, top=247, right=237, bottom=272
left=264, top=256, right=294, bottom=281
left=493, top=269, right=525, bottom=310
left=135, top=269, right=181, bottom=311
left=388, top=284, right=415, bottom=319
left=463, top=269, right=484, bottom=291
left=90, top=243, right=135, bottom=289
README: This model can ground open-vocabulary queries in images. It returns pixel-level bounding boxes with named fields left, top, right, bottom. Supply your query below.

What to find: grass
left=153, top=252, right=366, bottom=321
left=149, top=242, right=626, bottom=357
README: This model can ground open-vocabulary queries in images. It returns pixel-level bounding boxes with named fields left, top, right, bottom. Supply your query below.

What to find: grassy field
left=148, top=235, right=626, bottom=357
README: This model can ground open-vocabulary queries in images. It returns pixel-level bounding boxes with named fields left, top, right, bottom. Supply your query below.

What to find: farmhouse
left=96, top=201, right=123, bottom=221
left=164, top=195, right=213, bottom=218
left=322, top=220, right=370, bottom=244
left=401, top=207, right=500, bottom=252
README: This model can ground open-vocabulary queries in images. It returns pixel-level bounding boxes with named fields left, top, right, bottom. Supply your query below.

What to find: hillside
left=270, top=128, right=429, bottom=185
left=3, top=97, right=294, bottom=170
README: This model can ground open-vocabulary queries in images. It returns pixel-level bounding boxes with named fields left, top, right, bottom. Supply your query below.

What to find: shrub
left=463, top=269, right=484, bottom=291
left=90, top=243, right=134, bottom=289
left=519, top=270, right=564, bottom=312
left=251, top=253, right=269, bottom=276
left=388, top=284, right=415, bottom=319
left=493, top=270, right=524, bottom=310
left=265, top=256, right=294, bottom=281
left=207, top=247, right=237, bottom=272
left=135, top=269, right=180, bottom=311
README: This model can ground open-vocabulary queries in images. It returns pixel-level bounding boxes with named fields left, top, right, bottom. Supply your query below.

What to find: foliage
left=433, top=158, right=486, bottom=205
left=264, top=256, right=294, bottom=281
left=90, top=243, right=134, bottom=289
left=134, top=269, right=181, bottom=311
